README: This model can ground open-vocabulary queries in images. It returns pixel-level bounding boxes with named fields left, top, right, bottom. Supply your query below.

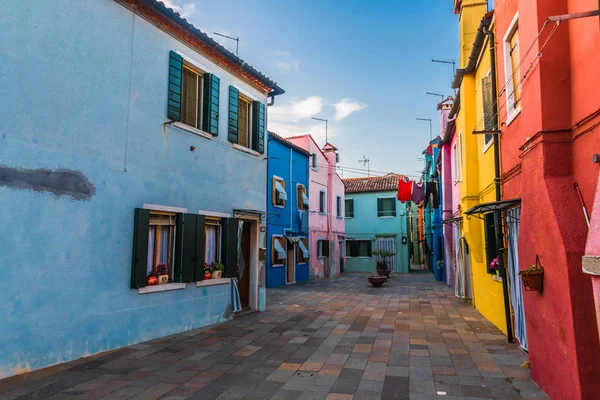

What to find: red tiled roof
left=268, top=131, right=311, bottom=156
left=343, top=173, right=406, bottom=193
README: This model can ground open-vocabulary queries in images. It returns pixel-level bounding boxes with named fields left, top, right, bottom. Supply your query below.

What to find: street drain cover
left=296, top=372, right=314, bottom=378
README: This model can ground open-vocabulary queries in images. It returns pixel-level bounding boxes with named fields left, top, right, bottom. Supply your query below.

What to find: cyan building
left=266, top=132, right=310, bottom=288
left=0, top=0, right=283, bottom=378
left=343, top=174, right=410, bottom=274
left=423, top=138, right=445, bottom=282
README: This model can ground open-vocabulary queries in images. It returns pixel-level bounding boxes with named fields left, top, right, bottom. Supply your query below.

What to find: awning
left=298, top=239, right=309, bottom=258
left=464, top=199, right=521, bottom=216
left=302, top=192, right=309, bottom=206
left=275, top=181, right=287, bottom=201
left=286, top=236, right=300, bottom=243
left=273, top=238, right=286, bottom=259
left=442, top=216, right=462, bottom=225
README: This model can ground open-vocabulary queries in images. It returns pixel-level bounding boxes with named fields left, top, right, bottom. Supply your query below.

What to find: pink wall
left=287, top=135, right=346, bottom=279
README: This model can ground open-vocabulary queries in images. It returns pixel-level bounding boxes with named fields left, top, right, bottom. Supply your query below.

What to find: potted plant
left=211, top=261, right=225, bottom=279
left=489, top=257, right=499, bottom=276
left=146, top=272, right=158, bottom=286
left=372, top=250, right=396, bottom=277
left=519, top=256, right=544, bottom=292
left=155, top=264, right=169, bottom=285
left=204, top=264, right=212, bottom=280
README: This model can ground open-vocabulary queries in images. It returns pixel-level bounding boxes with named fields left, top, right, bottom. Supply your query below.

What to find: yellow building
left=453, top=1, right=508, bottom=334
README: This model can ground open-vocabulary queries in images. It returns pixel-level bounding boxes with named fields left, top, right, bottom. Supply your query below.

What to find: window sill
left=297, top=262, right=307, bottom=265
left=378, top=216, right=396, bottom=219
left=232, top=143, right=261, bottom=157
left=273, top=204, right=285, bottom=209
left=138, top=282, right=186, bottom=294
left=336, top=216, right=343, bottom=219
left=506, top=106, right=521, bottom=126
left=482, top=139, right=494, bottom=154
left=345, top=217, right=353, bottom=220
left=196, top=278, right=231, bottom=287
left=271, top=264, right=285, bottom=268
left=172, top=122, right=214, bottom=140
left=492, top=274, right=503, bottom=283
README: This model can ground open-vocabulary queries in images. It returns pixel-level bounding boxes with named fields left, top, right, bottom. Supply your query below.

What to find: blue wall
left=344, top=191, right=410, bottom=273
left=266, top=136, right=310, bottom=287
left=0, top=0, right=271, bottom=377
left=425, top=139, right=445, bottom=282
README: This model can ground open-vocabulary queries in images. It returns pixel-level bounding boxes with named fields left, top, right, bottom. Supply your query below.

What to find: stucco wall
left=345, top=191, right=410, bottom=273
left=0, top=0, right=269, bottom=378
left=266, top=136, right=310, bottom=287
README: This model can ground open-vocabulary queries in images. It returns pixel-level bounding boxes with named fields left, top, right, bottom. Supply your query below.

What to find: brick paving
left=0, top=273, right=548, bottom=400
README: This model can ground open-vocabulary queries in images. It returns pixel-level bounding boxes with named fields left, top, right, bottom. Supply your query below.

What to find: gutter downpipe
left=484, top=25, right=514, bottom=343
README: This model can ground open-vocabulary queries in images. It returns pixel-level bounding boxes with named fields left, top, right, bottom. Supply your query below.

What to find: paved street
left=0, top=274, right=547, bottom=400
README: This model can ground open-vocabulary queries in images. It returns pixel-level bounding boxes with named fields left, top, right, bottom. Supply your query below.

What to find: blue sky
left=164, top=0, right=459, bottom=178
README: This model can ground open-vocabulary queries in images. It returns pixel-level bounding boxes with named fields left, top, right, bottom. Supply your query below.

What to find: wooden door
left=238, top=222, right=251, bottom=308
left=287, top=243, right=295, bottom=283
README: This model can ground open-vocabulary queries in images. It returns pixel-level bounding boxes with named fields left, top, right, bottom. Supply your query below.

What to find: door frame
left=286, top=242, right=296, bottom=284
left=234, top=214, right=259, bottom=310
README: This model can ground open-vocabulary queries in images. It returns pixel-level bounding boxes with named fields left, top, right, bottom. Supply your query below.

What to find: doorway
left=286, top=242, right=295, bottom=284
left=339, top=240, right=345, bottom=273
left=238, top=221, right=251, bottom=308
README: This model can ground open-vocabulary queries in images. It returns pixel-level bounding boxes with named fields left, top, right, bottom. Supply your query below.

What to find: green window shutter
left=482, top=75, right=494, bottom=143
left=252, top=101, right=266, bottom=153
left=228, top=86, right=239, bottom=143
left=176, top=213, right=197, bottom=283
left=202, top=73, right=220, bottom=136
left=484, top=213, right=498, bottom=274
left=194, top=215, right=206, bottom=281
left=377, top=198, right=383, bottom=217
left=168, top=51, right=183, bottom=121
left=391, top=199, right=397, bottom=217
left=131, top=208, right=150, bottom=289
left=222, top=218, right=239, bottom=278
left=367, top=241, right=373, bottom=257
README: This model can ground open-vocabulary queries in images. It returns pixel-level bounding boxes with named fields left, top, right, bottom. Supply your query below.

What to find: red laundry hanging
left=397, top=178, right=413, bottom=202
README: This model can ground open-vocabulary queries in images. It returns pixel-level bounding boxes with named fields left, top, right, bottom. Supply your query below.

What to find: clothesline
left=396, top=176, right=440, bottom=209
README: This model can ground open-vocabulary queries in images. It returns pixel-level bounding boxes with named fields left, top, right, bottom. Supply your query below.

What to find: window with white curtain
left=146, top=212, right=177, bottom=280
left=205, top=218, right=221, bottom=264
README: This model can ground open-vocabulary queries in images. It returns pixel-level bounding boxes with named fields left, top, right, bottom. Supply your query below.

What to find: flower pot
left=204, top=272, right=211, bottom=280
left=368, top=275, right=387, bottom=287
left=211, top=270, right=223, bottom=279
left=377, top=270, right=387, bottom=277
left=146, top=275, right=158, bottom=286
left=520, top=271, right=543, bottom=292
left=158, top=275, right=169, bottom=285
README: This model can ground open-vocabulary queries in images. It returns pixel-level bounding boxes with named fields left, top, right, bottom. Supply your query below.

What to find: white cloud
left=268, top=121, right=336, bottom=145
left=269, top=96, right=324, bottom=122
left=160, top=0, right=196, bottom=18
left=333, top=98, right=367, bottom=121
left=275, top=51, right=300, bottom=73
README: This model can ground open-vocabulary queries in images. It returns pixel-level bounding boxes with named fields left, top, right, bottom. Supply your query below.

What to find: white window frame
left=344, top=198, right=354, bottom=219
left=272, top=235, right=286, bottom=267
left=482, top=69, right=495, bottom=154
left=503, top=12, right=522, bottom=126
left=317, top=239, right=327, bottom=259
left=204, top=217, right=222, bottom=266
left=452, top=143, right=459, bottom=182
left=336, top=196, right=343, bottom=219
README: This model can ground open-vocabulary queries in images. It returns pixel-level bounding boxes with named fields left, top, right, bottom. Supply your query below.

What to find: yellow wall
left=455, top=3, right=508, bottom=334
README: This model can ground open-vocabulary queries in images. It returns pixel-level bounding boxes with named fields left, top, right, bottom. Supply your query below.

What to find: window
left=147, top=212, right=177, bottom=280
left=312, top=153, right=318, bottom=169
left=272, top=176, right=287, bottom=207
left=345, top=198, right=354, bottom=218
left=319, top=191, right=326, bottom=214
left=204, top=218, right=221, bottom=265
left=272, top=236, right=287, bottom=265
left=317, top=239, right=329, bottom=258
left=377, top=197, right=396, bottom=217
left=346, top=240, right=372, bottom=258
left=503, top=14, right=521, bottom=124
left=238, top=95, right=252, bottom=148
left=452, top=143, right=459, bottom=181
left=484, top=213, right=498, bottom=274
left=182, top=65, right=204, bottom=130
left=297, top=184, right=309, bottom=210
left=227, top=85, right=265, bottom=153
left=336, top=196, right=342, bottom=218
left=482, top=72, right=494, bottom=148
left=297, top=238, right=309, bottom=264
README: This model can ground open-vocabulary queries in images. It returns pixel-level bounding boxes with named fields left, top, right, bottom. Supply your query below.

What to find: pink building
left=287, top=135, right=346, bottom=279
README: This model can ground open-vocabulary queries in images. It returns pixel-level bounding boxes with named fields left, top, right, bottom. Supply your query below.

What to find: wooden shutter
left=222, top=218, right=239, bottom=278
left=367, top=240, right=373, bottom=257
left=391, top=199, right=397, bottom=217
left=181, top=67, right=199, bottom=128
left=167, top=51, right=183, bottom=121
left=377, top=198, right=383, bottom=217
left=176, top=213, right=197, bottom=283
left=228, top=86, right=239, bottom=143
left=252, top=101, right=266, bottom=153
left=482, top=74, right=494, bottom=144
left=202, top=73, right=220, bottom=135
left=194, top=215, right=206, bottom=281
left=238, top=98, right=250, bottom=148
left=131, top=208, right=150, bottom=289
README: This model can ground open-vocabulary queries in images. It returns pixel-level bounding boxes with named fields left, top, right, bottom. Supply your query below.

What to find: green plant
left=372, top=250, right=396, bottom=270
left=211, top=261, right=225, bottom=272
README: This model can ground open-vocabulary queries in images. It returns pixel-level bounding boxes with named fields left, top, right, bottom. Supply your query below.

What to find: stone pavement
left=0, top=273, right=548, bottom=400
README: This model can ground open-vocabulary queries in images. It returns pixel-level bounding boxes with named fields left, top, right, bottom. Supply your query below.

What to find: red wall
left=496, top=0, right=600, bottom=399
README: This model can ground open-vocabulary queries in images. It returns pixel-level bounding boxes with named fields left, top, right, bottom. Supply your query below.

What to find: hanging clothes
left=411, top=181, right=425, bottom=204
left=426, top=181, right=440, bottom=208
left=397, top=178, right=413, bottom=203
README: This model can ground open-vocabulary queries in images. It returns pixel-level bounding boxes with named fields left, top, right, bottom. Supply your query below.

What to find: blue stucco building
left=342, top=174, right=411, bottom=274
left=423, top=139, right=445, bottom=282
left=0, top=0, right=284, bottom=378
left=266, top=132, right=310, bottom=287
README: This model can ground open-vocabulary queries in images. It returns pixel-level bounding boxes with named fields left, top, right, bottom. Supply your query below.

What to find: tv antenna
left=214, top=32, right=239, bottom=56
left=358, top=155, right=370, bottom=177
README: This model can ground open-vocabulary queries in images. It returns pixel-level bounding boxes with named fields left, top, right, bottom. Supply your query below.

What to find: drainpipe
left=484, top=26, right=514, bottom=343
left=289, top=146, right=293, bottom=232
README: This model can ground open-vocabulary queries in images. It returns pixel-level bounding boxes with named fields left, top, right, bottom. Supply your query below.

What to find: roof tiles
left=343, top=173, right=405, bottom=194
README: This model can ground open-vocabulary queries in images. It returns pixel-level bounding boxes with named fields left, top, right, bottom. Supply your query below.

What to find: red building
left=495, top=0, right=600, bottom=398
